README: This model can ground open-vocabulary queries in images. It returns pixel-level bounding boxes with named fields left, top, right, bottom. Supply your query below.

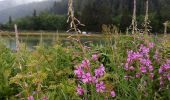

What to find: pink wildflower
left=95, top=64, right=105, bottom=77
left=27, top=96, right=34, bottom=100
left=82, top=72, right=92, bottom=83
left=167, top=74, right=170, bottom=81
left=91, top=76, right=98, bottom=83
left=158, top=68, right=163, bottom=73
left=159, top=76, right=164, bottom=85
left=42, top=96, right=47, bottom=100
left=76, top=84, right=84, bottom=95
left=148, top=42, right=154, bottom=48
left=124, top=75, right=129, bottom=80
left=74, top=66, right=84, bottom=78
left=129, top=66, right=135, bottom=70
left=81, top=59, right=90, bottom=68
left=92, top=53, right=98, bottom=61
left=110, top=90, right=116, bottom=97
left=148, top=65, right=153, bottom=72
left=140, top=66, right=147, bottom=73
left=135, top=73, right=141, bottom=78
left=149, top=73, right=154, bottom=79
left=96, top=81, right=105, bottom=92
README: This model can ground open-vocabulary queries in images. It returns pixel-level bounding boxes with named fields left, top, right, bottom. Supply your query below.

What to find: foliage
left=0, top=33, right=169, bottom=99
left=4, top=12, right=68, bottom=31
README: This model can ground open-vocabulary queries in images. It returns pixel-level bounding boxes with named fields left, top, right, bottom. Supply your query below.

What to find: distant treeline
left=1, top=0, right=170, bottom=33
left=1, top=12, right=68, bottom=31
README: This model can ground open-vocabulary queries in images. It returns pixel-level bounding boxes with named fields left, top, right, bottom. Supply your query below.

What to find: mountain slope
left=0, top=0, right=60, bottom=23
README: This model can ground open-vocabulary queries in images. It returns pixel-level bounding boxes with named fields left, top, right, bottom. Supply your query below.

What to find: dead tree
left=129, top=0, right=137, bottom=34
left=163, top=21, right=168, bottom=36
left=14, top=24, right=20, bottom=52
left=143, top=0, right=151, bottom=34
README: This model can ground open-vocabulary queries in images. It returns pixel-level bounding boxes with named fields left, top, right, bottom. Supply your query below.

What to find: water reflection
left=1, top=36, right=107, bottom=50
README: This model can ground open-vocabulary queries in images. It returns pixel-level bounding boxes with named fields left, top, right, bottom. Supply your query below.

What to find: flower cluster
left=158, top=59, right=170, bottom=85
left=27, top=96, right=47, bottom=100
left=124, top=41, right=170, bottom=89
left=74, top=54, right=116, bottom=97
left=124, top=43, right=154, bottom=79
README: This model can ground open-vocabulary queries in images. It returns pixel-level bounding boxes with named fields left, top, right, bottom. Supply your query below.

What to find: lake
left=1, top=35, right=107, bottom=50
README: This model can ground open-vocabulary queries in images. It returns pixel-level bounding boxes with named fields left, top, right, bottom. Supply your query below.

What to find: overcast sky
left=0, top=0, right=46, bottom=4
left=0, top=0, right=45, bottom=1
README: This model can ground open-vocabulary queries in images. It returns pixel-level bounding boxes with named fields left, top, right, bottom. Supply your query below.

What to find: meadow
left=0, top=30, right=169, bottom=100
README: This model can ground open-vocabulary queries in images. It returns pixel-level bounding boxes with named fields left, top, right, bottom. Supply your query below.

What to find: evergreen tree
left=8, top=16, right=12, bottom=24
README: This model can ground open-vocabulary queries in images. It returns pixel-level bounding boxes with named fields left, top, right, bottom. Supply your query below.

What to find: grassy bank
left=0, top=33, right=169, bottom=99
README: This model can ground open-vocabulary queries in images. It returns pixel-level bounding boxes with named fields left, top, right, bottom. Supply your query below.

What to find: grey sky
left=0, top=0, right=46, bottom=4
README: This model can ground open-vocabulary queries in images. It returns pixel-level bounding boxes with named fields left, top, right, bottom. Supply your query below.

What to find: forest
left=1, top=0, right=170, bottom=33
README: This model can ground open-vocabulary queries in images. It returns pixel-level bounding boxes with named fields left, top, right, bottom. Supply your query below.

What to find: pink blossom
left=158, top=68, right=163, bottom=73
left=153, top=50, right=159, bottom=60
left=95, top=64, right=105, bottom=77
left=74, top=66, right=84, bottom=78
left=76, top=84, right=84, bottom=95
left=28, top=96, right=34, bottom=100
left=124, top=75, right=129, bottom=80
left=148, top=65, right=153, bottom=72
left=129, top=66, right=135, bottom=70
left=42, top=96, right=47, bottom=100
left=167, top=59, right=170, bottom=64
left=149, top=73, right=154, bottom=79
left=110, top=90, right=116, bottom=97
left=148, top=42, right=154, bottom=48
left=159, top=76, right=164, bottom=85
left=140, top=66, right=147, bottom=73
left=167, top=74, right=170, bottom=81
left=82, top=72, right=92, bottom=83
left=139, top=58, right=151, bottom=66
left=92, top=54, right=98, bottom=61
left=139, top=44, right=150, bottom=54
left=124, top=63, right=129, bottom=70
left=96, top=81, right=105, bottom=92
left=81, top=59, right=90, bottom=68
left=91, top=76, right=98, bottom=83
left=135, top=73, right=141, bottom=78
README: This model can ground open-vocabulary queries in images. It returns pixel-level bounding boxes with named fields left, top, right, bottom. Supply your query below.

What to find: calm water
left=1, top=36, right=107, bottom=50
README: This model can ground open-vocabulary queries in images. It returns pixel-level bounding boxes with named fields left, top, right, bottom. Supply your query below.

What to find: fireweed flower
left=110, top=90, right=116, bottom=97
left=92, top=53, right=98, bottom=61
left=74, top=56, right=115, bottom=97
left=82, top=72, right=92, bottom=83
left=96, top=81, right=105, bottom=92
left=140, top=66, right=147, bottom=73
left=129, top=66, right=135, bottom=70
left=149, top=73, right=154, bottom=79
left=124, top=75, right=129, bottom=80
left=74, top=66, right=84, bottom=78
left=139, top=58, right=151, bottom=66
left=124, top=43, right=155, bottom=80
left=148, top=42, right=154, bottom=48
left=81, top=59, right=90, bottom=68
left=124, top=63, right=129, bottom=70
left=158, top=68, right=163, bottom=74
left=76, top=84, right=84, bottom=95
left=159, top=76, right=164, bottom=85
left=27, top=96, right=34, bottom=100
left=148, top=65, right=154, bottom=72
left=91, top=76, right=98, bottom=83
left=167, top=74, right=170, bottom=81
left=95, top=64, right=105, bottom=77
left=42, top=96, right=47, bottom=100
left=153, top=49, right=159, bottom=60
left=158, top=59, right=170, bottom=84
left=139, top=44, right=150, bottom=54
left=135, top=73, right=141, bottom=78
